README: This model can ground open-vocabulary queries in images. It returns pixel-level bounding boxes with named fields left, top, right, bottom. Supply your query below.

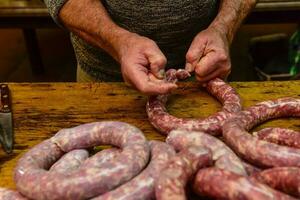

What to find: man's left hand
left=185, top=27, right=231, bottom=84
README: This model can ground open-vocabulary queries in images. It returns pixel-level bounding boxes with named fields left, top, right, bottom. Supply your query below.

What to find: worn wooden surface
left=0, top=81, right=300, bottom=189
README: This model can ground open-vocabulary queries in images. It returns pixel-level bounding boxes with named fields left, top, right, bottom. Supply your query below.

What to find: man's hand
left=59, top=0, right=176, bottom=95
left=185, top=27, right=231, bottom=84
left=115, top=32, right=177, bottom=95
left=185, top=0, right=257, bottom=84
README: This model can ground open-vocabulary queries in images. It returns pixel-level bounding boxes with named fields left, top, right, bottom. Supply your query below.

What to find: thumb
left=146, top=50, right=167, bottom=79
left=185, top=38, right=206, bottom=72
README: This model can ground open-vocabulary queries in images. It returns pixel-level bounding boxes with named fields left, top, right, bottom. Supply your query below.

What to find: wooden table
left=0, top=81, right=300, bottom=189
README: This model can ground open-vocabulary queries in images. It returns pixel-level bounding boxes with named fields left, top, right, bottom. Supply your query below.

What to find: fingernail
left=185, top=63, right=193, bottom=72
left=158, top=69, right=165, bottom=79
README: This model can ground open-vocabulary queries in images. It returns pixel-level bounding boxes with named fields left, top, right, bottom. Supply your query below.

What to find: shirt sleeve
left=43, top=0, right=68, bottom=27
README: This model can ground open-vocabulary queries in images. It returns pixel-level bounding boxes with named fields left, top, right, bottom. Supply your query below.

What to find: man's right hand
left=59, top=0, right=176, bottom=95
left=113, top=32, right=177, bottom=95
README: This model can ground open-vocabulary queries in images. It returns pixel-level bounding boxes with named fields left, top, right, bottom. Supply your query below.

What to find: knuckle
left=154, top=56, right=167, bottom=66
left=146, top=40, right=157, bottom=48
left=218, top=53, right=228, bottom=62
left=195, top=65, right=202, bottom=75
left=221, top=64, right=231, bottom=73
left=148, top=39, right=156, bottom=45
left=225, top=65, right=231, bottom=72
left=186, top=52, right=197, bottom=62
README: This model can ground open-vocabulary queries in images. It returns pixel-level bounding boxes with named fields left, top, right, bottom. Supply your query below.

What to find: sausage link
left=14, top=121, right=150, bottom=200
left=252, top=167, right=300, bottom=197
left=166, top=130, right=247, bottom=175
left=206, top=77, right=242, bottom=113
left=146, top=69, right=242, bottom=135
left=193, top=167, right=296, bottom=200
left=0, top=188, right=27, bottom=200
left=241, top=161, right=262, bottom=176
left=49, top=149, right=89, bottom=174
left=253, top=128, right=300, bottom=148
left=93, top=141, right=176, bottom=200
left=155, top=146, right=212, bottom=200
left=222, top=98, right=300, bottom=168
left=79, top=148, right=120, bottom=169
left=165, top=69, right=191, bottom=83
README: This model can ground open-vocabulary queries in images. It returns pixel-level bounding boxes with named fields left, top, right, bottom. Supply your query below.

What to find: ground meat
left=166, top=130, right=247, bottom=175
left=193, top=167, right=296, bottom=200
left=253, top=128, right=300, bottom=148
left=155, top=146, right=212, bottom=200
left=222, top=98, right=300, bottom=168
left=13, top=122, right=150, bottom=200
left=147, top=69, right=242, bottom=135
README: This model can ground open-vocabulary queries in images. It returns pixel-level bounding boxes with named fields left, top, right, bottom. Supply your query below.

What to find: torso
left=74, top=0, right=219, bottom=81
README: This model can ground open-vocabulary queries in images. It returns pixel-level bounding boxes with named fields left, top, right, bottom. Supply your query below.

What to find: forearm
left=209, top=0, right=257, bottom=43
left=58, top=0, right=130, bottom=60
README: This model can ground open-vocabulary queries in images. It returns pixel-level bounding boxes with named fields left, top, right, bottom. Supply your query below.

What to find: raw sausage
left=242, top=160, right=262, bottom=176
left=79, top=148, right=120, bottom=169
left=193, top=167, right=296, bottom=200
left=252, top=167, right=300, bottom=197
left=49, top=149, right=89, bottom=174
left=0, top=188, right=27, bottom=200
left=222, top=98, right=300, bottom=167
left=254, top=128, right=300, bottom=148
left=166, top=130, right=247, bottom=175
left=14, top=121, right=150, bottom=200
left=93, top=141, right=175, bottom=200
left=155, top=146, right=212, bottom=200
left=146, top=69, right=242, bottom=135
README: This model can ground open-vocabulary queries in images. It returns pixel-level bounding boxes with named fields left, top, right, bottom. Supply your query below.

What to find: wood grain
left=0, top=81, right=300, bottom=189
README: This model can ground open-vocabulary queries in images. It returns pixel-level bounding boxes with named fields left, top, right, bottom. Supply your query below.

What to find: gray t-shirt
left=44, top=0, right=219, bottom=81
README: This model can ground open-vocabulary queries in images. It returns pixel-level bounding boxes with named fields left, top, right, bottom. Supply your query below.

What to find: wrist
left=208, top=22, right=232, bottom=45
left=95, top=24, right=132, bottom=61
left=208, top=0, right=257, bottom=44
left=108, top=30, right=139, bottom=61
